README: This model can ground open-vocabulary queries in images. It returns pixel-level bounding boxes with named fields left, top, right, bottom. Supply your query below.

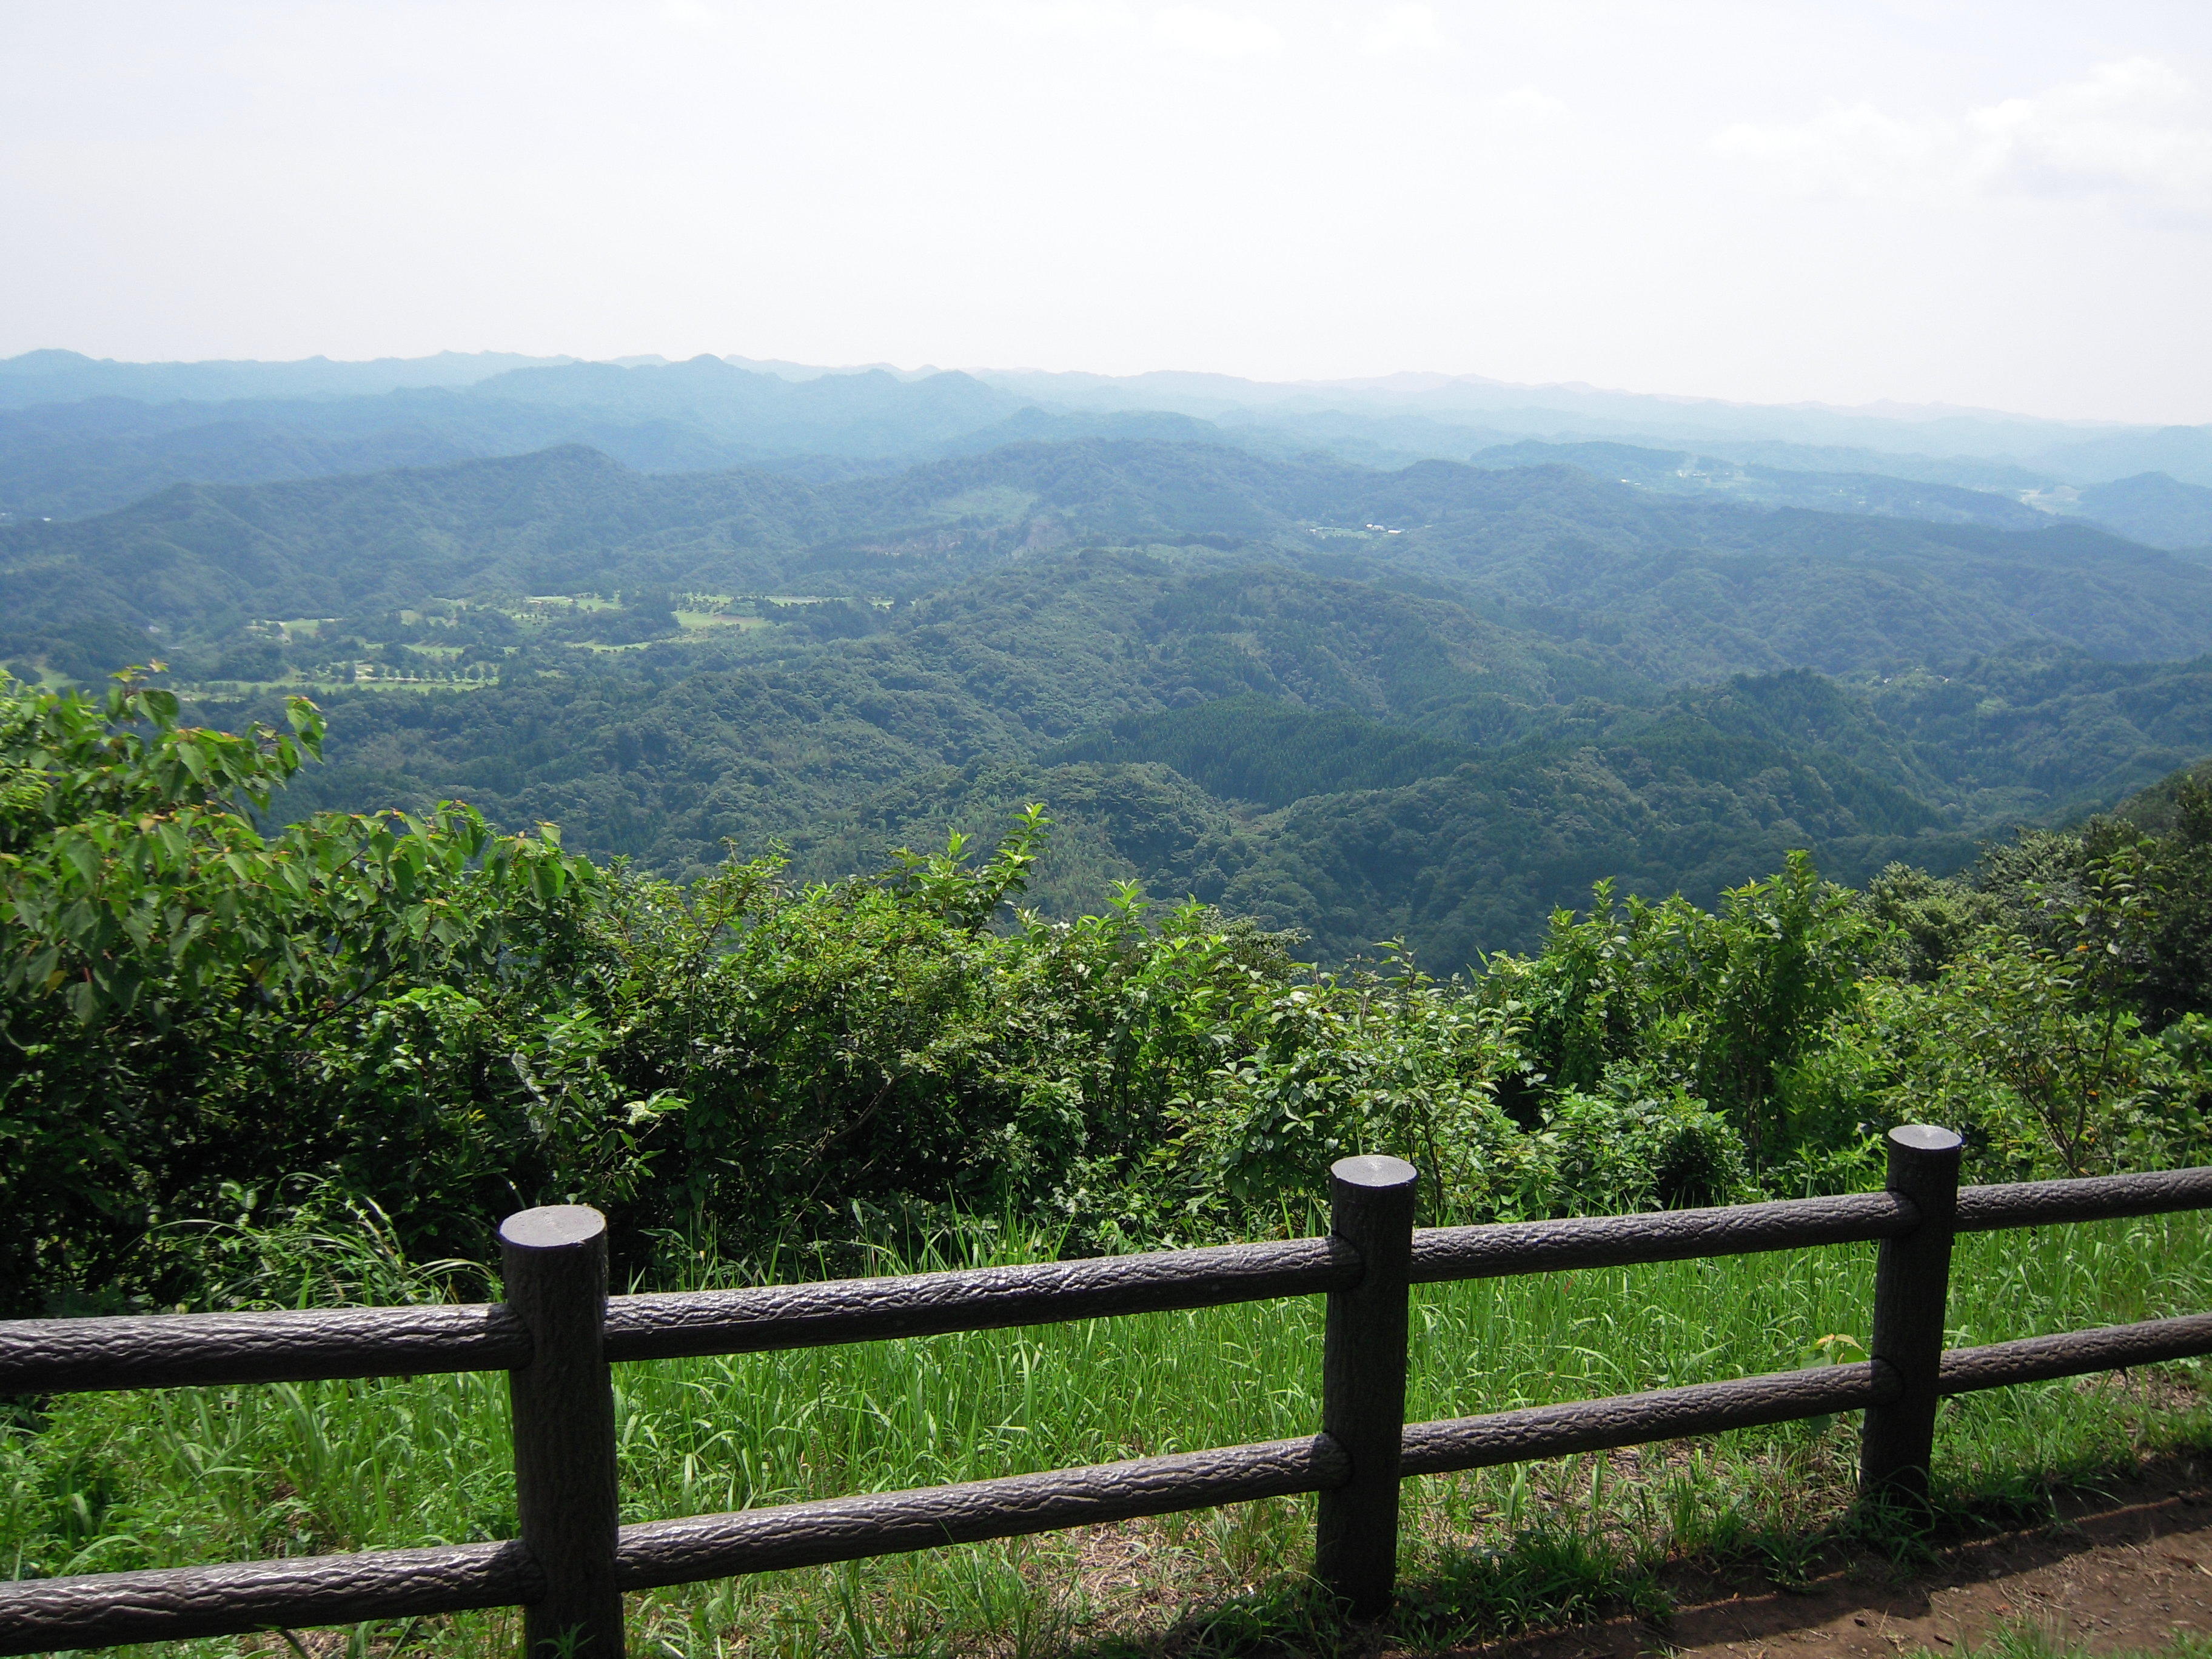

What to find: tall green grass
left=6, top=1215, right=2211, bottom=1657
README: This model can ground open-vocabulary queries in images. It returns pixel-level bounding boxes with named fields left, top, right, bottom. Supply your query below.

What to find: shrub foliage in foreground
left=2, top=672, right=2209, bottom=1315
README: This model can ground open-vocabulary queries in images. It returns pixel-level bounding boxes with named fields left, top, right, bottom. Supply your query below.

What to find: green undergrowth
left=6, top=1213, right=2212, bottom=1658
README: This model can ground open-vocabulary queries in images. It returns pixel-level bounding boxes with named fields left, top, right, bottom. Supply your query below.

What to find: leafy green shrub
left=6, top=672, right=2210, bottom=1314
left=1159, top=948, right=1523, bottom=1227
left=0, top=670, right=609, bottom=1312
left=1540, top=1082, right=1752, bottom=1214
left=1481, top=853, right=1882, bottom=1163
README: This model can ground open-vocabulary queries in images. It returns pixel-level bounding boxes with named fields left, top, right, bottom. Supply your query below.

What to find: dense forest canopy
left=10, top=440, right=2211, bottom=674
left=3, top=671, right=2208, bottom=1320
left=1, top=357, right=2210, bottom=1338
left=3, top=433, right=2210, bottom=961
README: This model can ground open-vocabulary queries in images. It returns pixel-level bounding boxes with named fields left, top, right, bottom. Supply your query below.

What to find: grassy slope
left=7, top=1213, right=2210, bottom=1657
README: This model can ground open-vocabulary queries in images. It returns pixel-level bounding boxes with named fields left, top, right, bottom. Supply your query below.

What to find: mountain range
left=5, top=350, right=2210, bottom=541
left=4, top=350, right=2210, bottom=962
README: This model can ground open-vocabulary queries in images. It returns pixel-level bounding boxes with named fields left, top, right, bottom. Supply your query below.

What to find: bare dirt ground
left=1432, top=1455, right=2212, bottom=1659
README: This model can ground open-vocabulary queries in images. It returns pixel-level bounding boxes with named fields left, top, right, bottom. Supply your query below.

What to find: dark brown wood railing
left=7, top=1126, right=2212, bottom=1654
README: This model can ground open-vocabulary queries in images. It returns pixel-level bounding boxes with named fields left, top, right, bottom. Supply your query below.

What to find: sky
left=4, top=1, right=2211, bottom=423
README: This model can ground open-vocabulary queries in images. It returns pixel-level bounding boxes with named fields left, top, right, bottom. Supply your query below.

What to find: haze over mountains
left=5, top=349, right=2211, bottom=544
left=3, top=347, right=2210, bottom=964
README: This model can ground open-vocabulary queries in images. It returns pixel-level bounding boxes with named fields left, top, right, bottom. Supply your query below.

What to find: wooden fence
left=7, top=1125, right=2212, bottom=1655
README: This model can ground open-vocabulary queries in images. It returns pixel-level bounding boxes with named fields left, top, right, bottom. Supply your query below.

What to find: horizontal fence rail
left=0, top=1187, right=1923, bottom=1396
left=615, top=1435, right=1350, bottom=1589
left=0, top=1540, right=541, bottom=1656
left=8, top=1169, right=2194, bottom=1398
left=1401, top=1358, right=1899, bottom=1477
left=0, top=1301, right=529, bottom=1396
left=7, top=1140, right=2212, bottom=1656
left=1955, top=1166, right=2212, bottom=1233
left=1409, top=1188, right=1920, bottom=1284
left=602, top=1233, right=1362, bottom=1364
left=1937, top=1312, right=2212, bottom=1394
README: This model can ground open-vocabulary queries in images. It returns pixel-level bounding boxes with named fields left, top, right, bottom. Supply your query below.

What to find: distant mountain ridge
left=1464, top=440, right=2050, bottom=532
left=10, top=436, right=2212, bottom=693
left=2070, top=473, right=2212, bottom=552
left=971, top=364, right=2212, bottom=483
left=4, top=350, right=2210, bottom=529
left=0, top=348, right=575, bottom=407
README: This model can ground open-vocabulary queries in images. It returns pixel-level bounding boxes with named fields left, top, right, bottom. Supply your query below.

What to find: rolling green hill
left=2069, top=472, right=2212, bottom=553
left=226, top=554, right=2212, bottom=961
left=1040, top=695, right=1477, bottom=807
left=1466, top=439, right=2048, bottom=531
left=9, top=434, right=2211, bottom=963
left=12, top=439, right=2212, bottom=683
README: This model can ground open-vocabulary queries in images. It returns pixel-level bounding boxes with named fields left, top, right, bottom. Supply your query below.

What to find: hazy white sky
left=4, top=1, right=2211, bottom=421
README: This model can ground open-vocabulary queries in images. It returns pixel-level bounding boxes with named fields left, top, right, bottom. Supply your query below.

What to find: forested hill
left=7, top=434, right=2211, bottom=960
left=10, top=438, right=2212, bottom=680
left=232, top=574, right=2212, bottom=962
left=1461, top=438, right=2212, bottom=553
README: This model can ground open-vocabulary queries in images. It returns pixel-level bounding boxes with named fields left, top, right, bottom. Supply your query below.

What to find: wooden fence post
left=1859, top=1124, right=1962, bottom=1523
left=1316, top=1153, right=1418, bottom=1617
left=501, top=1205, right=626, bottom=1658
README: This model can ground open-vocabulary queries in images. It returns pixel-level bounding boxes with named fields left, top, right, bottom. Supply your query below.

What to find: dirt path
left=1435, top=1457, right=2212, bottom=1659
